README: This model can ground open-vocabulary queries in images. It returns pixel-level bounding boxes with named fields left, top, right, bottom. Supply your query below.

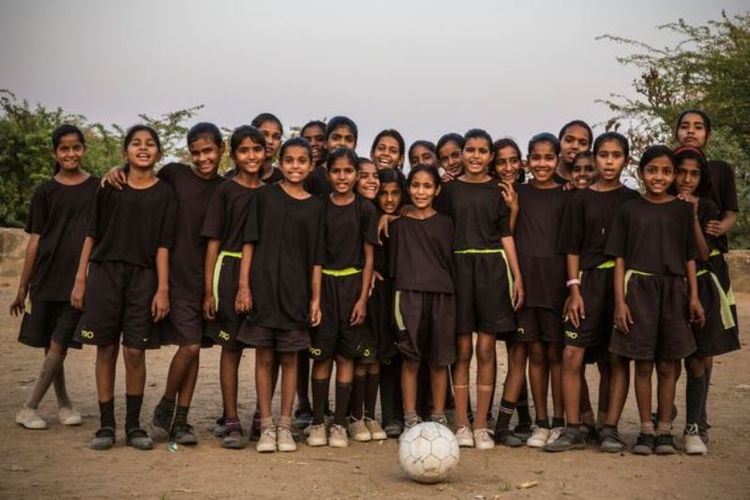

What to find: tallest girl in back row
left=435, top=128, right=524, bottom=450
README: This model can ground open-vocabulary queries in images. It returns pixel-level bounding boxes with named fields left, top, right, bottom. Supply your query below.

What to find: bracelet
left=566, top=278, right=580, bottom=287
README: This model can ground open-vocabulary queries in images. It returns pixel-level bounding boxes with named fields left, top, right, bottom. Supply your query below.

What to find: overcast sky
left=1, top=0, right=747, bottom=156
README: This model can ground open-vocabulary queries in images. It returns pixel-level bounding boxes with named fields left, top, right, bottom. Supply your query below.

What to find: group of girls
left=11, top=109, right=740, bottom=458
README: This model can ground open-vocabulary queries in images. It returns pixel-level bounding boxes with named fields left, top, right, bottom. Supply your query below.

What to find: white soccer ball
left=398, top=422, right=460, bottom=484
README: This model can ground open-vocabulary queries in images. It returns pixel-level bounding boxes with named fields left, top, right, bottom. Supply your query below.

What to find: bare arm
left=235, top=243, right=254, bottom=313
left=565, top=254, right=585, bottom=327
left=310, top=265, right=322, bottom=327
left=70, top=236, right=95, bottom=310
left=351, top=242, right=374, bottom=325
left=613, top=257, right=632, bottom=333
left=151, top=247, right=170, bottom=321
left=10, top=234, right=40, bottom=316
left=202, top=239, right=221, bottom=320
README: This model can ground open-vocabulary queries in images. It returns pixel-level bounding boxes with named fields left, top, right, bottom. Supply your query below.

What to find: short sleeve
left=388, top=219, right=400, bottom=279
left=497, top=200, right=511, bottom=238
left=713, top=161, right=739, bottom=213
left=313, top=201, right=325, bottom=266
left=25, top=184, right=48, bottom=235
left=243, top=192, right=260, bottom=244
left=156, top=162, right=182, bottom=186
left=359, top=198, right=379, bottom=246
left=86, top=185, right=107, bottom=240
left=557, top=191, right=584, bottom=255
left=158, top=188, right=177, bottom=248
left=684, top=203, right=699, bottom=262
left=200, top=188, right=225, bottom=240
left=603, top=207, right=627, bottom=258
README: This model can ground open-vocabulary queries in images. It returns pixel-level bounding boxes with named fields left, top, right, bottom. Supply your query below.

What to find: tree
left=0, top=90, right=202, bottom=227
left=598, top=11, right=750, bottom=247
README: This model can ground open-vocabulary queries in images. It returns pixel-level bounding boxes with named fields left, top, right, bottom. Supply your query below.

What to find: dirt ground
left=0, top=276, right=748, bottom=499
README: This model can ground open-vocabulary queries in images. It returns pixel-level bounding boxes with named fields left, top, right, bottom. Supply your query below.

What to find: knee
left=527, top=343, right=545, bottom=365
left=123, top=348, right=145, bottom=367
left=475, top=345, right=495, bottom=365
left=456, top=340, right=473, bottom=365
left=656, top=360, right=676, bottom=379
left=180, top=344, right=201, bottom=361
left=255, top=349, right=275, bottom=368
left=562, top=346, right=581, bottom=366
left=634, top=361, right=653, bottom=377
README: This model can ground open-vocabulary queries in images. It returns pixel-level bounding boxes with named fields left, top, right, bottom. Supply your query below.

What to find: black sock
left=495, top=399, right=516, bottom=432
left=334, top=382, right=353, bottom=426
left=173, top=405, right=189, bottom=428
left=552, top=417, right=566, bottom=428
left=99, top=399, right=115, bottom=429
left=364, top=373, right=379, bottom=420
left=516, top=384, right=531, bottom=425
left=125, top=394, right=144, bottom=432
left=312, top=378, right=329, bottom=425
left=379, top=361, right=396, bottom=425
left=686, top=373, right=706, bottom=426
left=350, top=375, right=365, bottom=420
left=535, top=418, right=550, bottom=429
left=159, top=395, right=176, bottom=413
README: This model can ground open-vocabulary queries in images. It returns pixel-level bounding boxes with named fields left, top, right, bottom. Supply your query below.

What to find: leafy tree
left=598, top=11, right=750, bottom=247
left=0, top=90, right=202, bottom=227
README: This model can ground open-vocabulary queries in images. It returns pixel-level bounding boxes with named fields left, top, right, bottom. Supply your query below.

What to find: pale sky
left=1, top=0, right=747, bottom=156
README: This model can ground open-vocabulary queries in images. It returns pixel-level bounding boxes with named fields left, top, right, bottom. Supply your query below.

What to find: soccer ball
left=398, top=422, right=460, bottom=484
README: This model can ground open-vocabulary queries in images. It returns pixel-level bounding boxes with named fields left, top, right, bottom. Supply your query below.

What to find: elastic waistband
left=453, top=248, right=505, bottom=255
left=597, top=260, right=615, bottom=269
left=709, top=249, right=722, bottom=257
left=219, top=250, right=242, bottom=259
left=322, top=267, right=362, bottom=277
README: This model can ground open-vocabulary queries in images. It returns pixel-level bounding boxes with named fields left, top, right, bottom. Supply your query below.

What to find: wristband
left=566, top=278, right=580, bottom=288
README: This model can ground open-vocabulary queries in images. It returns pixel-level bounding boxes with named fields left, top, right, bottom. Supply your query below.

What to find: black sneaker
left=543, top=427, right=586, bottom=452
left=385, top=420, right=404, bottom=438
left=599, top=426, right=625, bottom=453
left=151, top=404, right=173, bottom=442
left=293, top=406, right=313, bottom=429
left=172, top=423, right=198, bottom=445
left=222, top=425, right=246, bottom=450
left=213, top=415, right=227, bottom=438
left=654, top=434, right=676, bottom=455
left=513, top=422, right=533, bottom=441
left=90, top=427, right=116, bottom=450
left=632, top=433, right=655, bottom=455
left=126, top=427, right=154, bottom=450
left=494, top=429, right=524, bottom=447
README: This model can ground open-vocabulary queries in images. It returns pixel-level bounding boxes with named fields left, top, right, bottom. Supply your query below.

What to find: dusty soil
left=0, top=276, right=748, bottom=499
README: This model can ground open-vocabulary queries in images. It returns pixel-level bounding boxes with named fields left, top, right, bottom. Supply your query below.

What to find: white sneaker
left=276, top=426, right=297, bottom=452
left=684, top=424, right=708, bottom=455
left=455, top=425, right=475, bottom=447
left=306, top=423, right=327, bottom=447
left=527, top=425, right=550, bottom=448
left=256, top=427, right=277, bottom=452
left=547, top=426, right=564, bottom=444
left=16, top=406, right=47, bottom=430
left=365, top=417, right=387, bottom=440
left=328, top=424, right=349, bottom=448
left=348, top=418, right=371, bottom=442
left=473, top=428, right=495, bottom=450
left=58, top=406, right=82, bottom=426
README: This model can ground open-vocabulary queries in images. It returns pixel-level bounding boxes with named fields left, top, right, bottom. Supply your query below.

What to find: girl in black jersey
left=371, top=129, right=405, bottom=171
left=12, top=125, right=97, bottom=431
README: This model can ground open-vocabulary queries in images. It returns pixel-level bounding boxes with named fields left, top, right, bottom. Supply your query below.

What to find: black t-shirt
left=707, top=160, right=738, bottom=252
left=304, top=165, right=331, bottom=196
left=158, top=163, right=224, bottom=301
left=557, top=186, right=640, bottom=270
left=323, top=195, right=378, bottom=269
left=263, top=166, right=284, bottom=185
left=436, top=179, right=511, bottom=250
left=201, top=180, right=263, bottom=252
left=515, top=184, right=571, bottom=310
left=604, top=197, right=698, bottom=276
left=26, top=176, right=99, bottom=301
left=243, top=184, right=325, bottom=329
left=697, top=197, right=725, bottom=259
left=88, top=181, right=176, bottom=268
left=389, top=214, right=454, bottom=294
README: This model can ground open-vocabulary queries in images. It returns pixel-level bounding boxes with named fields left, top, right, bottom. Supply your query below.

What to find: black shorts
left=368, top=276, right=399, bottom=361
left=75, top=261, right=160, bottom=350
left=564, top=267, right=615, bottom=349
left=691, top=269, right=740, bottom=357
left=18, top=300, right=82, bottom=349
left=237, top=323, right=309, bottom=353
left=159, top=298, right=207, bottom=346
left=453, top=252, right=515, bottom=334
left=309, top=273, right=376, bottom=362
left=394, top=290, right=456, bottom=367
left=513, top=306, right=564, bottom=343
left=609, top=273, right=696, bottom=361
left=205, top=253, right=245, bottom=351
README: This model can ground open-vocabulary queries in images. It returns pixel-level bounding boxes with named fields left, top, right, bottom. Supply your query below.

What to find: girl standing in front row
left=13, top=125, right=98, bottom=430
left=391, top=165, right=455, bottom=428
left=72, top=125, right=176, bottom=451
left=236, top=137, right=324, bottom=453
left=437, top=129, right=524, bottom=450
left=605, top=145, right=704, bottom=456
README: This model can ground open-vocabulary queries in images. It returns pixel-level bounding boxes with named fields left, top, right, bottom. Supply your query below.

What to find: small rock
left=517, top=481, right=539, bottom=490
left=736, top=384, right=750, bottom=391
left=8, top=464, right=29, bottom=472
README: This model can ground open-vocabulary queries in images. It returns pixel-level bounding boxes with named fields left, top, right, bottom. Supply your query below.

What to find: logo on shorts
left=309, top=347, right=322, bottom=357
left=219, top=331, right=230, bottom=341
left=516, top=327, right=525, bottom=336
left=80, top=329, right=94, bottom=340
left=565, top=330, right=579, bottom=340
left=363, top=348, right=371, bottom=358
